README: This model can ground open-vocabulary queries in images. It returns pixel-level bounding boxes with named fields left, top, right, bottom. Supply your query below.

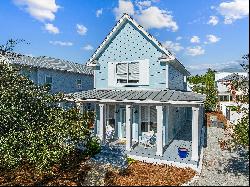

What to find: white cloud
left=113, top=0, right=135, bottom=20
left=187, top=60, right=242, bottom=73
left=13, top=0, right=59, bottom=22
left=96, top=8, right=103, bottom=17
left=176, top=36, right=182, bottom=41
left=162, top=41, right=184, bottom=53
left=190, top=36, right=200, bottom=43
left=186, top=46, right=205, bottom=56
left=218, top=0, right=249, bottom=24
left=82, top=44, right=94, bottom=51
left=135, top=6, right=178, bottom=31
left=136, top=1, right=151, bottom=10
left=207, top=16, right=219, bottom=25
left=76, top=24, right=87, bottom=35
left=49, top=41, right=73, bottom=46
left=206, top=34, right=221, bottom=43
left=44, top=23, right=59, bottom=34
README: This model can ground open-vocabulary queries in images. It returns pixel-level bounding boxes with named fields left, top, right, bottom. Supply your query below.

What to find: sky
left=0, top=0, right=249, bottom=75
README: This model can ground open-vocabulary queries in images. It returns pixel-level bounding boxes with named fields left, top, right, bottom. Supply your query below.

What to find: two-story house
left=69, top=14, right=205, bottom=171
left=2, top=52, right=94, bottom=93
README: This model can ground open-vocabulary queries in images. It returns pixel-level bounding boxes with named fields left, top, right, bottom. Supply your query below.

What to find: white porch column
left=99, top=104, right=106, bottom=143
left=164, top=105, right=169, bottom=146
left=156, top=105, right=163, bottom=156
left=126, top=105, right=132, bottom=151
left=191, top=106, right=199, bottom=161
left=138, top=105, right=141, bottom=140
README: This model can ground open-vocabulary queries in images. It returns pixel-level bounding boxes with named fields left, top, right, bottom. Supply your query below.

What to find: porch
left=66, top=89, right=206, bottom=169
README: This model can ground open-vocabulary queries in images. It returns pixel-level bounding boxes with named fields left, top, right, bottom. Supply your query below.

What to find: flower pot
left=178, top=147, right=188, bottom=158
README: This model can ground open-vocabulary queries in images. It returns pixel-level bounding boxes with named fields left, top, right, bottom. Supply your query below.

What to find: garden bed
left=105, top=161, right=196, bottom=186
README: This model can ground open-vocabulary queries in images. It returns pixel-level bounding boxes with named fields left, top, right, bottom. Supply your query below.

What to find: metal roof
left=2, top=52, right=93, bottom=75
left=68, top=89, right=205, bottom=103
left=217, top=73, right=248, bottom=82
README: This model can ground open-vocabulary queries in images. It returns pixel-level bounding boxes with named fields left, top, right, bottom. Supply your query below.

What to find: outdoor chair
left=139, top=131, right=155, bottom=148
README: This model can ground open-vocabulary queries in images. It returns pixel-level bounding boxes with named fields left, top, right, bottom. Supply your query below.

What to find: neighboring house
left=215, top=72, right=248, bottom=124
left=2, top=52, right=94, bottom=93
left=69, top=14, right=206, bottom=171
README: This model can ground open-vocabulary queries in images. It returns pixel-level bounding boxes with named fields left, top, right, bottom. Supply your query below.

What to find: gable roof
left=86, top=13, right=190, bottom=76
left=1, top=52, right=93, bottom=75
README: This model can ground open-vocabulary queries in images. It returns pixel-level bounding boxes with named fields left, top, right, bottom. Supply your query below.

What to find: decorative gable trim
left=86, top=13, right=190, bottom=76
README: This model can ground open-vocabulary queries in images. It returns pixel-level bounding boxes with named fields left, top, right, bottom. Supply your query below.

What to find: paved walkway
left=189, top=126, right=249, bottom=186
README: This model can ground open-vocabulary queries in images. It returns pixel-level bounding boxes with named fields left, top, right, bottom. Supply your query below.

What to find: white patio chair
left=139, top=131, right=155, bottom=148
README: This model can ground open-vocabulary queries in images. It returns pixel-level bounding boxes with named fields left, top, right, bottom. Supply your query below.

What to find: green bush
left=0, top=56, right=98, bottom=171
left=85, top=136, right=101, bottom=156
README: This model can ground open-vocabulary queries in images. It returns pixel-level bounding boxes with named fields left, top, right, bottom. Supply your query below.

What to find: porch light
left=134, top=110, right=138, bottom=113
left=115, top=109, right=120, bottom=113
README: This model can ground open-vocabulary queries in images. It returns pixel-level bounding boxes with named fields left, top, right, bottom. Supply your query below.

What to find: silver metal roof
left=217, top=73, right=248, bottom=82
left=69, top=89, right=205, bottom=102
left=2, top=52, right=93, bottom=75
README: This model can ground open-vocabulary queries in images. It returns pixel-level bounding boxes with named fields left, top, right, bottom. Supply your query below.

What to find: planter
left=178, top=147, right=188, bottom=158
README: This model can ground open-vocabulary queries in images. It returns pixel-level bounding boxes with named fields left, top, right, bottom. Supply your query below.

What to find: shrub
left=0, top=55, right=98, bottom=171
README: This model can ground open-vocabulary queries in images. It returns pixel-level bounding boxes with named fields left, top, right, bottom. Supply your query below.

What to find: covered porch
left=67, top=89, right=205, bottom=169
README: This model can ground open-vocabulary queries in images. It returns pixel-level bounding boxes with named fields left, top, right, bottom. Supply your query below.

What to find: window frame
left=76, top=79, right=82, bottom=89
left=115, top=60, right=140, bottom=86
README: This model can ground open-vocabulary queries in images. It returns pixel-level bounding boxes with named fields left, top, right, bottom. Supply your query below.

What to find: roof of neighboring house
left=217, top=73, right=248, bottom=82
left=1, top=52, right=93, bottom=75
left=68, top=89, right=205, bottom=103
left=86, top=13, right=190, bottom=76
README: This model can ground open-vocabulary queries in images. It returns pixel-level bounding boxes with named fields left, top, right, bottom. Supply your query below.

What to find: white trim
left=64, top=98, right=204, bottom=105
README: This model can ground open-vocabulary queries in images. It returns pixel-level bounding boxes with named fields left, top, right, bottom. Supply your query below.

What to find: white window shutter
left=139, top=59, right=149, bottom=85
left=108, top=62, right=115, bottom=87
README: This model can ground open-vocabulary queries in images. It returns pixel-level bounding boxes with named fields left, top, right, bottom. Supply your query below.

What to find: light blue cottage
left=70, top=14, right=206, bottom=171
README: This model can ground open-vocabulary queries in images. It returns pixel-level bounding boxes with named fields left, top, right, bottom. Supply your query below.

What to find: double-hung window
left=77, top=79, right=82, bottom=89
left=116, top=61, right=139, bottom=84
left=45, top=76, right=52, bottom=85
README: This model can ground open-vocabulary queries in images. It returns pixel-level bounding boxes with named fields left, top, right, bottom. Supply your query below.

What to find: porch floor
left=107, top=120, right=200, bottom=168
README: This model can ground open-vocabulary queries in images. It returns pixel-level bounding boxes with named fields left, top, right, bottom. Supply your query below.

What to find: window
left=45, top=76, right=52, bottom=85
left=116, top=62, right=139, bottom=84
left=77, top=79, right=82, bottom=89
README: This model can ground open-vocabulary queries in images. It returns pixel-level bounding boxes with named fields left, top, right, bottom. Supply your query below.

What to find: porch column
left=164, top=105, right=169, bottom=146
left=191, top=106, right=199, bottom=161
left=156, top=105, right=163, bottom=156
left=99, top=104, right=106, bottom=143
left=138, top=105, right=141, bottom=139
left=126, top=105, right=132, bottom=151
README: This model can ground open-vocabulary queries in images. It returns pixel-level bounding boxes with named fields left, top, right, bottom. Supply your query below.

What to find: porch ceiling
left=67, top=89, right=205, bottom=104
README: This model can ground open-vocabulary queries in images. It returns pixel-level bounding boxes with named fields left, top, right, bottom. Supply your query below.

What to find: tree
left=188, top=68, right=218, bottom=112
left=224, top=54, right=249, bottom=148
left=0, top=40, right=99, bottom=171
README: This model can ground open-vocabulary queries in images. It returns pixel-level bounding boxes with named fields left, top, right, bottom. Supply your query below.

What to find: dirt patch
left=105, top=161, right=196, bottom=186
left=206, top=111, right=227, bottom=127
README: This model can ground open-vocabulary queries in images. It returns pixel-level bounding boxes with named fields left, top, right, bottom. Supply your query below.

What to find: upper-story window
left=116, top=62, right=139, bottom=83
left=77, top=79, right=82, bottom=89
left=45, top=76, right=52, bottom=85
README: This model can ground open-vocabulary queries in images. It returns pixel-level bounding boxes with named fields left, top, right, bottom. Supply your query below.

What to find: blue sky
left=0, top=0, right=249, bottom=75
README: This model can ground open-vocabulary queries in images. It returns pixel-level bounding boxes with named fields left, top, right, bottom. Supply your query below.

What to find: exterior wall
left=167, top=106, right=186, bottom=142
left=36, top=68, right=93, bottom=93
left=18, top=65, right=94, bottom=94
left=20, top=66, right=38, bottom=84
left=94, top=20, right=168, bottom=90
left=168, top=65, right=186, bottom=91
